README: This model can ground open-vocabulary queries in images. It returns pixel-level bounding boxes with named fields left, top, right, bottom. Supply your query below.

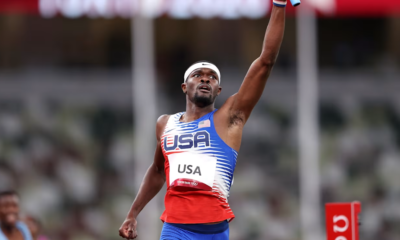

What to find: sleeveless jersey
left=160, top=110, right=238, bottom=224
left=0, top=221, right=32, bottom=240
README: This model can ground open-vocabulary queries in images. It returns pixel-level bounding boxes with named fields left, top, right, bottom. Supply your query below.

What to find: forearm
left=260, top=5, right=286, bottom=65
left=126, top=163, right=165, bottom=219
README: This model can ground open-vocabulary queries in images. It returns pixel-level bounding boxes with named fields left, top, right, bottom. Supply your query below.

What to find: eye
left=193, top=74, right=201, bottom=78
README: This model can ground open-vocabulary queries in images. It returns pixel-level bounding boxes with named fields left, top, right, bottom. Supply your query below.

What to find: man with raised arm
left=119, top=0, right=287, bottom=239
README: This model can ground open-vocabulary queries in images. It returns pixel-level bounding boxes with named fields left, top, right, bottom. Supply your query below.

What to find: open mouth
left=5, top=213, right=18, bottom=223
left=198, top=84, right=211, bottom=93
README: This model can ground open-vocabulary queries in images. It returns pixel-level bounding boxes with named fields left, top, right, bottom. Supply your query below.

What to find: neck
left=183, top=98, right=215, bottom=122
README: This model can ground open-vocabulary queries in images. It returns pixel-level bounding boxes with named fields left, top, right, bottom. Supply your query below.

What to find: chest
left=3, top=231, right=24, bottom=240
left=163, top=130, right=211, bottom=151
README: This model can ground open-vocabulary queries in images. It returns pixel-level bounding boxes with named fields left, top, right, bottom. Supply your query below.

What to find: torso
left=1, top=229, right=24, bottom=240
left=0, top=222, right=32, bottom=240
left=160, top=110, right=238, bottom=224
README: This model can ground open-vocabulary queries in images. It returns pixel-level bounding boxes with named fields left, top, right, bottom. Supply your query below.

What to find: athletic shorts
left=160, top=221, right=229, bottom=240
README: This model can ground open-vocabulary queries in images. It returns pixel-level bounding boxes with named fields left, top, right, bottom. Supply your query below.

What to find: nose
left=200, top=79, right=210, bottom=84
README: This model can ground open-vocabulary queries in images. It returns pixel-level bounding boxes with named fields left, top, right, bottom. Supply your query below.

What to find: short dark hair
left=0, top=190, right=19, bottom=199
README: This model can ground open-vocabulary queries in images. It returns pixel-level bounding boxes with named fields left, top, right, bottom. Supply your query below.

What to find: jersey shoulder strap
left=164, top=112, right=184, bottom=130
left=0, top=228, right=7, bottom=240
left=16, top=221, right=33, bottom=240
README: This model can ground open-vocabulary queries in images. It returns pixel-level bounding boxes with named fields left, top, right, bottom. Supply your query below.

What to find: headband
left=184, top=62, right=221, bottom=84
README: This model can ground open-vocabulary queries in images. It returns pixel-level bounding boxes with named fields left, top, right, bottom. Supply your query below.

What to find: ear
left=181, top=82, right=187, bottom=94
left=217, top=86, right=222, bottom=96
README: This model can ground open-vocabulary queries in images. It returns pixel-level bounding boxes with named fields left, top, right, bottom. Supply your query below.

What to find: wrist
left=127, top=208, right=140, bottom=219
left=273, top=0, right=287, bottom=7
left=126, top=213, right=137, bottom=220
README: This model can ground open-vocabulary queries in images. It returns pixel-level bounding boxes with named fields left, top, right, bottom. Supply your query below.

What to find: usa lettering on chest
left=178, top=164, right=202, bottom=176
left=164, top=130, right=210, bottom=151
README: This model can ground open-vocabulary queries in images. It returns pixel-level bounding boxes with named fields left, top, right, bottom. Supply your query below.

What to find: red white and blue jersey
left=160, top=110, right=238, bottom=224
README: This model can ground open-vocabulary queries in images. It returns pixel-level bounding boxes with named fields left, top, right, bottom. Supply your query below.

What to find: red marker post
left=325, top=202, right=361, bottom=240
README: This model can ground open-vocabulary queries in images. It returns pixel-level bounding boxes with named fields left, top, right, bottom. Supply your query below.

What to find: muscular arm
left=229, top=5, right=286, bottom=122
left=126, top=115, right=168, bottom=218
left=119, top=115, right=169, bottom=239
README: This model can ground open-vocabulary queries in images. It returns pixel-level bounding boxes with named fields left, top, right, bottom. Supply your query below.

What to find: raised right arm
left=119, top=114, right=170, bottom=239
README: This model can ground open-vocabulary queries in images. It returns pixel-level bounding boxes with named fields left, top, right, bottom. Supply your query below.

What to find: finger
left=127, top=227, right=135, bottom=236
left=128, top=230, right=137, bottom=239
left=127, top=224, right=136, bottom=232
left=119, top=229, right=129, bottom=238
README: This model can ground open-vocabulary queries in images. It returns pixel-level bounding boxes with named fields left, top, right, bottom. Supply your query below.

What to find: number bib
left=168, top=152, right=217, bottom=191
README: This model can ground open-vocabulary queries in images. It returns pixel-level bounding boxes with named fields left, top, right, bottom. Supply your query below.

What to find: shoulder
left=223, top=94, right=237, bottom=108
left=16, top=221, right=31, bottom=236
left=216, top=94, right=245, bottom=126
left=156, top=114, right=171, bottom=139
left=216, top=94, right=236, bottom=116
left=157, top=114, right=170, bottom=126
left=16, top=221, right=29, bottom=228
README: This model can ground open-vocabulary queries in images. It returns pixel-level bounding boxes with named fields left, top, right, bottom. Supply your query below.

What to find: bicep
left=230, top=58, right=273, bottom=121
left=151, top=141, right=166, bottom=181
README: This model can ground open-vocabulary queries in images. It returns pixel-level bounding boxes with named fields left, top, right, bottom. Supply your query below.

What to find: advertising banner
left=1, top=0, right=400, bottom=18
left=325, top=202, right=362, bottom=240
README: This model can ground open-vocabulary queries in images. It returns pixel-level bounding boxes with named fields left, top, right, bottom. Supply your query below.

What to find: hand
left=119, top=217, right=138, bottom=239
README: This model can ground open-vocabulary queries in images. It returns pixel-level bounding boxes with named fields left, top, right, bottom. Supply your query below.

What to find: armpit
left=229, top=110, right=246, bottom=127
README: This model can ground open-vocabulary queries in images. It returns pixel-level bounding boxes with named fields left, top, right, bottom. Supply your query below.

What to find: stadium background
left=1, top=0, right=400, bottom=240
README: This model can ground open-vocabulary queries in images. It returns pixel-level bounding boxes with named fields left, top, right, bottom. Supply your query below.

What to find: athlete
left=119, top=0, right=287, bottom=239
left=0, top=191, right=32, bottom=240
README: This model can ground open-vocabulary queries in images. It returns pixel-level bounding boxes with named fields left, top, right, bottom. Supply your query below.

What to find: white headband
left=184, top=62, right=221, bottom=84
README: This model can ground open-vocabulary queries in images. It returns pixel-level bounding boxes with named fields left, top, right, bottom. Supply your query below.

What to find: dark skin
left=23, top=216, right=40, bottom=240
left=119, top=3, right=286, bottom=239
left=0, top=195, right=24, bottom=240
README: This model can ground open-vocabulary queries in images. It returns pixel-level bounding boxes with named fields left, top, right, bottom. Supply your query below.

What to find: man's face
left=0, top=194, right=20, bottom=227
left=182, top=68, right=222, bottom=107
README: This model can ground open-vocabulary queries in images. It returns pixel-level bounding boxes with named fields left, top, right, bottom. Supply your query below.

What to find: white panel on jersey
left=169, top=152, right=217, bottom=190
